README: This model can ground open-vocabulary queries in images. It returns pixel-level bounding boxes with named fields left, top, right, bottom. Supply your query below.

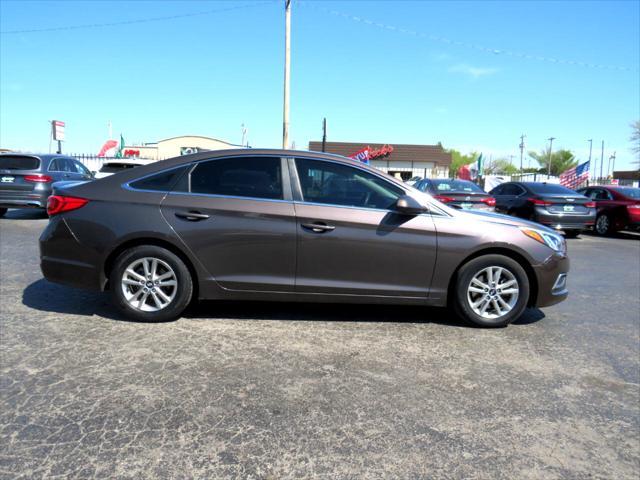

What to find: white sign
left=52, top=120, right=65, bottom=141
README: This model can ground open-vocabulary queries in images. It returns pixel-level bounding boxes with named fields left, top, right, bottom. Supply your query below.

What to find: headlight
left=520, top=227, right=566, bottom=254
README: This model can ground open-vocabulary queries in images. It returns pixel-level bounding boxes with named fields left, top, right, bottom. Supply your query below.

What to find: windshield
left=431, top=180, right=483, bottom=193
left=617, top=187, right=640, bottom=199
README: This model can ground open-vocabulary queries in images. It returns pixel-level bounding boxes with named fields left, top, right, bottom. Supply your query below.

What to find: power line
left=1, top=2, right=274, bottom=35
left=299, top=1, right=637, bottom=73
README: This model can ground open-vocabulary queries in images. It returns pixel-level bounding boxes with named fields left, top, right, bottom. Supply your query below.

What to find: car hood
left=454, top=208, right=557, bottom=233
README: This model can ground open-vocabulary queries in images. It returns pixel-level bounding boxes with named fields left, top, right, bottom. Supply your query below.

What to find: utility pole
left=599, top=140, right=604, bottom=181
left=547, top=137, right=555, bottom=177
left=587, top=138, right=596, bottom=178
left=282, top=0, right=291, bottom=149
left=519, top=134, right=526, bottom=174
left=321, top=117, right=327, bottom=152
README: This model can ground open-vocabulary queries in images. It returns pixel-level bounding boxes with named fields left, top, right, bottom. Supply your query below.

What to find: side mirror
left=395, top=195, right=426, bottom=215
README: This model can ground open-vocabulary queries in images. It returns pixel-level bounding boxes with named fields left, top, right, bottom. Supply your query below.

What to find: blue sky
left=1, top=0, right=639, bottom=170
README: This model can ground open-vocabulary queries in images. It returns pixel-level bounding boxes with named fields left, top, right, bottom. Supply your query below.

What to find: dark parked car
left=489, top=182, right=595, bottom=237
left=576, top=185, right=640, bottom=235
left=0, top=153, right=94, bottom=217
left=414, top=178, right=495, bottom=211
left=40, top=149, right=569, bottom=327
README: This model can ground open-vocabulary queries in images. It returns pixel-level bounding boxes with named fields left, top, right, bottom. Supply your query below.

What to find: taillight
left=434, top=195, right=455, bottom=203
left=585, top=201, right=596, bottom=208
left=628, top=204, right=640, bottom=211
left=24, top=174, right=53, bottom=183
left=529, top=198, right=552, bottom=206
left=482, top=197, right=496, bottom=207
left=46, top=195, right=88, bottom=216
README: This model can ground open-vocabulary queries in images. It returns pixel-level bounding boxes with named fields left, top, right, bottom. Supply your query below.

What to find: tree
left=528, top=148, right=577, bottom=176
left=484, top=158, right=518, bottom=175
left=446, top=149, right=478, bottom=178
left=631, top=120, right=640, bottom=164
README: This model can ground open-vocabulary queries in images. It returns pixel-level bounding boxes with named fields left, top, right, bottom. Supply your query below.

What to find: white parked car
left=94, top=158, right=156, bottom=179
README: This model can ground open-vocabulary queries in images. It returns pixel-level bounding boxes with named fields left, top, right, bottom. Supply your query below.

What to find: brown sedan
left=39, top=149, right=569, bottom=327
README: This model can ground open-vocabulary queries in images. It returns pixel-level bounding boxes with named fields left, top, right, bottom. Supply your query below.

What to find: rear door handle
left=301, top=222, right=335, bottom=233
left=175, top=211, right=210, bottom=221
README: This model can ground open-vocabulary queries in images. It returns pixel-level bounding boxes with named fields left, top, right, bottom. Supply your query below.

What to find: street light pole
left=321, top=117, right=327, bottom=152
left=547, top=137, right=555, bottom=177
left=519, top=134, right=525, bottom=174
left=599, top=140, right=604, bottom=181
left=282, top=0, right=291, bottom=149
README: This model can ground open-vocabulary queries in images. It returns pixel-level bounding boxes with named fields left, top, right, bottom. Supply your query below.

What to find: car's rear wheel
left=453, top=255, right=529, bottom=328
left=110, top=245, right=193, bottom=322
left=0, top=208, right=7, bottom=218
left=595, top=214, right=612, bottom=236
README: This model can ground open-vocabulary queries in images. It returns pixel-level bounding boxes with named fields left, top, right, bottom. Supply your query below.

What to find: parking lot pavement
left=0, top=210, right=639, bottom=479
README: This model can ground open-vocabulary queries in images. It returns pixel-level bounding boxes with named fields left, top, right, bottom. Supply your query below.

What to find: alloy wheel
left=466, top=266, right=519, bottom=320
left=596, top=215, right=609, bottom=235
left=121, top=257, right=178, bottom=312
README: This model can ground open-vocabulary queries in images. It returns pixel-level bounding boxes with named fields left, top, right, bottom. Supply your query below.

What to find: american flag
left=560, top=160, right=590, bottom=189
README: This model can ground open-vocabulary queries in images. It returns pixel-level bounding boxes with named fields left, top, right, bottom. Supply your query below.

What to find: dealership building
left=308, top=141, right=452, bottom=180
left=123, top=135, right=238, bottom=160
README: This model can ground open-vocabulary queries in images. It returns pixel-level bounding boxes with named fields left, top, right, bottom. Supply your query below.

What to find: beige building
left=124, top=135, right=238, bottom=160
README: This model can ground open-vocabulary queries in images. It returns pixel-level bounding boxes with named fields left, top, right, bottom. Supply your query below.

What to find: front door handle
left=175, top=211, right=210, bottom=221
left=301, top=222, right=335, bottom=233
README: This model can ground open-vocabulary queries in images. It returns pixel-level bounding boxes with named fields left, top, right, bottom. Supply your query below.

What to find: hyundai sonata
left=40, top=149, right=569, bottom=327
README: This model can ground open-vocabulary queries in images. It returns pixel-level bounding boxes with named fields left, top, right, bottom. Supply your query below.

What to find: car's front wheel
left=453, top=255, right=530, bottom=328
left=110, top=245, right=193, bottom=322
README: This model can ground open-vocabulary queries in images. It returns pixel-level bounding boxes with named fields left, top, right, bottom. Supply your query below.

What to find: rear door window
left=189, top=157, right=283, bottom=200
left=0, top=155, right=40, bottom=170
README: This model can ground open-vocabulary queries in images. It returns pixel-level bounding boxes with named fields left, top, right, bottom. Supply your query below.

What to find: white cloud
left=448, top=64, right=498, bottom=78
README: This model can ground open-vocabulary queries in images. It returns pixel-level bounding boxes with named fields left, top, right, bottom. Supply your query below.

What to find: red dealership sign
left=348, top=144, right=394, bottom=164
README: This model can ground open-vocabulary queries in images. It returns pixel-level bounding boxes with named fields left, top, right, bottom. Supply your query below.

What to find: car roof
left=103, top=158, right=156, bottom=165
left=89, top=148, right=410, bottom=190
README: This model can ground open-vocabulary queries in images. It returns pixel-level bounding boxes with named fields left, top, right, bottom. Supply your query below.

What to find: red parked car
left=576, top=186, right=640, bottom=235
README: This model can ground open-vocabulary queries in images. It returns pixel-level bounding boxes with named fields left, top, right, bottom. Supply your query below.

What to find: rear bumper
left=39, top=216, right=104, bottom=290
left=534, top=208, right=595, bottom=231
left=0, top=191, right=48, bottom=209
left=532, top=253, right=570, bottom=308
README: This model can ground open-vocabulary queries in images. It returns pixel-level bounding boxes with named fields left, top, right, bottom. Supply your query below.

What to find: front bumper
left=534, top=208, right=595, bottom=231
left=532, top=253, right=570, bottom=308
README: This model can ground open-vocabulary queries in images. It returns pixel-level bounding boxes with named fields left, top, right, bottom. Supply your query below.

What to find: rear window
left=0, top=155, right=40, bottom=170
left=432, top=180, right=483, bottom=192
left=99, top=163, right=141, bottom=174
left=617, top=187, right=640, bottom=199
left=526, top=183, right=574, bottom=194
left=129, top=166, right=189, bottom=192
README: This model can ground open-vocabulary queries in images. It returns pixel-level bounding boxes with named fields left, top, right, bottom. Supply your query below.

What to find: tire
left=0, top=208, right=6, bottom=218
left=453, top=254, right=530, bottom=328
left=594, top=214, right=612, bottom=236
left=110, top=245, right=193, bottom=322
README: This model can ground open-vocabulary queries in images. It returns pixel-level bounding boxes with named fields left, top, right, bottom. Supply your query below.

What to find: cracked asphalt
left=1, top=209, right=639, bottom=479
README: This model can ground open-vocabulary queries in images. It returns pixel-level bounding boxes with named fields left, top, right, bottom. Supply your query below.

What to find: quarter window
left=130, top=166, right=190, bottom=192
left=189, top=157, right=283, bottom=200
left=295, top=158, right=402, bottom=210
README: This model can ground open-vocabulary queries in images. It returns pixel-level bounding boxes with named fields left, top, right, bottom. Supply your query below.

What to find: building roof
left=308, top=141, right=452, bottom=166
